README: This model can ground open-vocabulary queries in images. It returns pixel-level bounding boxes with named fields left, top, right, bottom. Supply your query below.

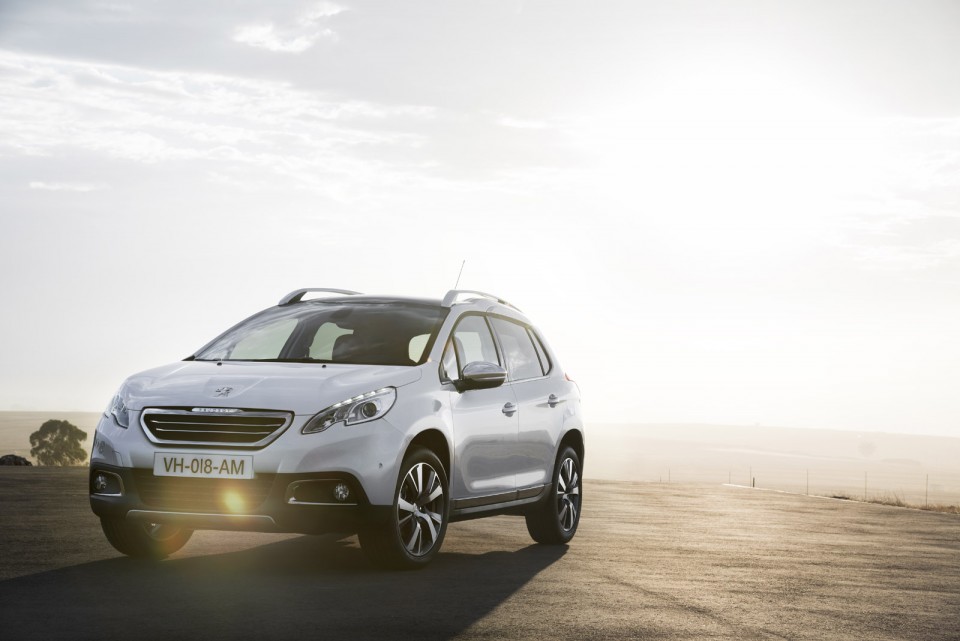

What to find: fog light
left=91, top=471, right=122, bottom=496
left=333, top=482, right=350, bottom=502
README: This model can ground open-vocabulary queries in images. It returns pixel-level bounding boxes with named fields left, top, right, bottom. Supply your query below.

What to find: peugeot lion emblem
left=214, top=386, right=233, bottom=398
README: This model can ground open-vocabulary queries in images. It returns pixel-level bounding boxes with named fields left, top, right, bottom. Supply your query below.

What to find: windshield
left=194, top=302, right=448, bottom=366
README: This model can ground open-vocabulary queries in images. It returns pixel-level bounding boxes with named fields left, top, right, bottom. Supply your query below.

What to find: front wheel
left=359, top=447, right=449, bottom=570
left=525, top=446, right=582, bottom=544
left=100, top=517, right=192, bottom=559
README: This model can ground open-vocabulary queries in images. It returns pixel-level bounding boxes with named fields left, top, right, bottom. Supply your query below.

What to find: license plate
left=153, top=453, right=254, bottom=479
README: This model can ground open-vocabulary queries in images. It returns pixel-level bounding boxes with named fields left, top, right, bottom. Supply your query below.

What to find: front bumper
left=89, top=463, right=392, bottom=535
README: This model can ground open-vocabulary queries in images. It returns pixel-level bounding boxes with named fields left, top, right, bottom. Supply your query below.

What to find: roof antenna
left=453, top=260, right=466, bottom=289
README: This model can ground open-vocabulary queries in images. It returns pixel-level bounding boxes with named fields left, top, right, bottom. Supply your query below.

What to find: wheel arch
left=558, top=428, right=585, bottom=470
left=406, top=428, right=452, bottom=478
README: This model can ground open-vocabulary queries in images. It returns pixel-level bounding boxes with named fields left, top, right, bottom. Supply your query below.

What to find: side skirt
left=449, top=484, right=548, bottom=523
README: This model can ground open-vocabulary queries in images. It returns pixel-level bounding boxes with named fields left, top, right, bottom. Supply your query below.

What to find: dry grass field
left=3, top=413, right=958, bottom=508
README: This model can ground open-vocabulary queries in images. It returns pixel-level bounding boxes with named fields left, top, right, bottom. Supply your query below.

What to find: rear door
left=489, top=316, right=562, bottom=492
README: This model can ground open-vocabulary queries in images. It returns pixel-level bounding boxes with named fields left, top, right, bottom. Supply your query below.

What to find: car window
left=408, top=334, right=429, bottom=362
left=450, top=315, right=500, bottom=376
left=196, top=303, right=448, bottom=366
left=308, top=322, right=354, bottom=360
left=229, top=317, right=297, bottom=360
left=528, top=328, right=552, bottom=375
left=439, top=339, right=459, bottom=381
left=491, top=317, right=544, bottom=381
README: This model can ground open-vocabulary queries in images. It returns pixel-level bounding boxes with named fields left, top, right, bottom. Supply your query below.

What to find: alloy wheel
left=396, top=462, right=445, bottom=557
left=556, top=457, right=580, bottom=532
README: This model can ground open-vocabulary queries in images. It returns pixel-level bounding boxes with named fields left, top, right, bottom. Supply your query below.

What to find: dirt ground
left=1, top=467, right=958, bottom=640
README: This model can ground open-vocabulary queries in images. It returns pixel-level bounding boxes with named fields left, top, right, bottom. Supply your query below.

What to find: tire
left=100, top=517, right=193, bottom=559
left=359, top=447, right=449, bottom=570
left=525, top=446, right=582, bottom=544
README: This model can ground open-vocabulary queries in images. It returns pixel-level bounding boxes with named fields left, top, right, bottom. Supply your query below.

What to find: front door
left=445, top=314, right=519, bottom=503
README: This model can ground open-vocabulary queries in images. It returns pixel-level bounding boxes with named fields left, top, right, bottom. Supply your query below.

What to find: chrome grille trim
left=140, top=408, right=293, bottom=449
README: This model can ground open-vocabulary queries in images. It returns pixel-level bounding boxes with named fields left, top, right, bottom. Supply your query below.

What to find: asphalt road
left=1, top=468, right=958, bottom=641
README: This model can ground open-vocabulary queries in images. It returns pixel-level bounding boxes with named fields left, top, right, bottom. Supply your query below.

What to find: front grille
left=141, top=408, right=292, bottom=449
left=133, top=470, right=276, bottom=513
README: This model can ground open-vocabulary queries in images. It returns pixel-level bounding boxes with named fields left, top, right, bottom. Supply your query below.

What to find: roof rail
left=279, top=288, right=362, bottom=306
left=442, top=289, right=521, bottom=312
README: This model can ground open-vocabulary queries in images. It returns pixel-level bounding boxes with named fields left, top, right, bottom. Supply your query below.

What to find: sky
left=0, top=0, right=958, bottom=436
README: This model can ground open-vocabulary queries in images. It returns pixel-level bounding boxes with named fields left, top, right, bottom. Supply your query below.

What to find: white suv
left=89, top=288, right=584, bottom=569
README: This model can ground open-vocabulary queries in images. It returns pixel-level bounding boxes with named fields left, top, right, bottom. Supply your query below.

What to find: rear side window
left=490, top=317, right=544, bottom=381
left=528, top=328, right=552, bottom=375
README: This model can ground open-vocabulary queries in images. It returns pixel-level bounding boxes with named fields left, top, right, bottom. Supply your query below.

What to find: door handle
left=547, top=394, right=560, bottom=408
left=502, top=402, right=517, bottom=416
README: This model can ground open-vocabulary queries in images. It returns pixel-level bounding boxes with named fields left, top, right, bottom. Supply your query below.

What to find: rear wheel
left=100, top=517, right=192, bottom=559
left=525, top=446, right=582, bottom=544
left=359, top=447, right=449, bottom=570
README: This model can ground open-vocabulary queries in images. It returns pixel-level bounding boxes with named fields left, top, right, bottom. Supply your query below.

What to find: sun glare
left=570, top=56, right=892, bottom=270
left=222, top=491, right=247, bottom=514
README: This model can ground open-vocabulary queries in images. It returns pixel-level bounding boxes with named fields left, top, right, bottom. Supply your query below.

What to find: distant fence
left=632, top=464, right=960, bottom=506
left=586, top=424, right=960, bottom=507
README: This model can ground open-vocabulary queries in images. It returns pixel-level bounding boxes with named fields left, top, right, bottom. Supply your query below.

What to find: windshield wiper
left=239, top=358, right=335, bottom=363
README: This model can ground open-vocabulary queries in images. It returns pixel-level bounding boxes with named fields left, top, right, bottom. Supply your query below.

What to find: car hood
left=120, top=361, right=423, bottom=415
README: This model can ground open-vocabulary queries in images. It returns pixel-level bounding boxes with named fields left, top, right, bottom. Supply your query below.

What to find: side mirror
left=456, top=361, right=507, bottom=392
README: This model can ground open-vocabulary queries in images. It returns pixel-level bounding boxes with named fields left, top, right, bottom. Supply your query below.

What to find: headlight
left=302, top=387, right=397, bottom=434
left=104, top=389, right=130, bottom=429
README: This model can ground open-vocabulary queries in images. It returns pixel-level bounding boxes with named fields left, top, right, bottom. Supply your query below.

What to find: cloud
left=233, top=2, right=345, bottom=54
left=495, top=116, right=551, bottom=130
left=299, top=1, right=346, bottom=22
left=0, top=50, right=444, bottom=204
left=28, top=181, right=107, bottom=192
left=844, top=239, right=960, bottom=272
left=0, top=47, right=580, bottom=216
left=233, top=23, right=332, bottom=53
